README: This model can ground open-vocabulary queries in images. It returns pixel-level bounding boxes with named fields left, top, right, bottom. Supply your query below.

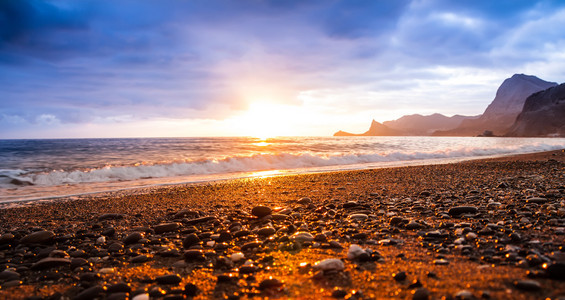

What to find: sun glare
left=232, top=102, right=294, bottom=139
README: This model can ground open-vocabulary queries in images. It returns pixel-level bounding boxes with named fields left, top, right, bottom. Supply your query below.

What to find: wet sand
left=1, top=150, right=565, bottom=299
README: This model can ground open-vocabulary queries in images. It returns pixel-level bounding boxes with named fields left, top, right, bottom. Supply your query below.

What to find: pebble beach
left=1, top=150, right=565, bottom=299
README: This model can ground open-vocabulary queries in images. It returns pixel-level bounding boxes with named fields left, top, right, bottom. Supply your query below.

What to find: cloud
left=0, top=0, right=564, bottom=137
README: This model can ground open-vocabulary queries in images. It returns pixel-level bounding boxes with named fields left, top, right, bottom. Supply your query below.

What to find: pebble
left=132, top=293, right=150, bottom=300
left=448, top=206, right=478, bottom=216
left=0, top=270, right=20, bottom=281
left=514, top=279, right=541, bottom=291
left=31, top=257, right=71, bottom=270
left=298, top=197, right=312, bottom=205
left=393, top=271, right=407, bottom=281
left=182, top=233, right=201, bottom=249
left=184, top=283, right=199, bottom=297
left=346, top=244, right=366, bottom=260
left=313, top=258, right=344, bottom=271
left=252, top=205, right=272, bottom=218
left=257, top=227, right=276, bottom=237
left=230, top=252, right=245, bottom=262
left=258, top=277, right=283, bottom=290
left=547, top=262, right=565, bottom=280
left=348, top=213, right=368, bottom=221
left=291, top=232, right=314, bottom=243
left=20, top=230, right=55, bottom=244
left=183, top=249, right=206, bottom=261
left=154, top=222, right=180, bottom=234
left=413, top=288, right=430, bottom=300
left=73, top=285, right=104, bottom=300
left=98, top=213, right=124, bottom=220
left=156, top=274, right=182, bottom=285
left=454, top=290, right=474, bottom=299
left=124, top=232, right=144, bottom=244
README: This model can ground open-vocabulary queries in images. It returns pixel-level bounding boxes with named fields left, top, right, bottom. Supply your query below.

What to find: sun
left=231, top=102, right=294, bottom=138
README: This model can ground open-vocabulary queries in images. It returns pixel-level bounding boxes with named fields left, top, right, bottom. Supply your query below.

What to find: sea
left=1, top=136, right=565, bottom=205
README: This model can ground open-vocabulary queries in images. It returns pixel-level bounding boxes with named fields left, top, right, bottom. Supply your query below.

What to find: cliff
left=434, top=74, right=557, bottom=136
left=506, top=83, right=565, bottom=137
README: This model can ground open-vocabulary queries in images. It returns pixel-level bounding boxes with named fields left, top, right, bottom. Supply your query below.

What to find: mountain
left=383, top=113, right=478, bottom=136
left=506, top=83, right=565, bottom=137
left=434, top=74, right=557, bottom=136
left=334, top=120, right=402, bottom=136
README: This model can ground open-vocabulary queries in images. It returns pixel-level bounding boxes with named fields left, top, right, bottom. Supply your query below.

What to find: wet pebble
left=393, top=271, right=407, bottom=281
left=182, top=233, right=201, bottom=249
left=291, top=232, right=314, bottom=243
left=156, top=274, right=182, bottom=285
left=313, top=258, right=344, bottom=272
left=73, top=285, right=104, bottom=300
left=252, top=206, right=272, bottom=218
left=31, top=257, right=71, bottom=270
left=514, top=279, right=541, bottom=291
left=154, top=223, right=180, bottom=234
left=124, top=232, right=144, bottom=245
left=413, top=288, right=430, bottom=300
left=448, top=206, right=478, bottom=216
left=20, top=230, right=55, bottom=244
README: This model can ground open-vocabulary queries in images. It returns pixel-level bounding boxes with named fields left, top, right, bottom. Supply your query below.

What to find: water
left=1, top=136, right=565, bottom=203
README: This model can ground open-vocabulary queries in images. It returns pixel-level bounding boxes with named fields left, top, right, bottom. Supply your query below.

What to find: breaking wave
left=4, top=142, right=564, bottom=188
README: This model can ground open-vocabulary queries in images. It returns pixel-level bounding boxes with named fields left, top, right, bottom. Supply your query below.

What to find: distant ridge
left=434, top=74, right=557, bottom=136
left=334, top=120, right=402, bottom=136
left=506, top=83, right=565, bottom=137
left=383, top=113, right=478, bottom=136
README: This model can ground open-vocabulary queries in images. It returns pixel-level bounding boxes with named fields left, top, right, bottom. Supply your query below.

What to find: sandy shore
left=1, top=150, right=565, bottom=299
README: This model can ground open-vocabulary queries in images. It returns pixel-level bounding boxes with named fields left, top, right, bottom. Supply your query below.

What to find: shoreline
left=3, top=149, right=564, bottom=209
left=1, top=150, right=565, bottom=299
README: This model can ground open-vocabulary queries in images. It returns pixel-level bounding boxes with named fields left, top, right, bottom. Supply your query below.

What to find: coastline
left=1, top=149, right=564, bottom=299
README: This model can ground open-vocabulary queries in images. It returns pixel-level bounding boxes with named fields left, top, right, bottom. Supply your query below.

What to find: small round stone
left=156, top=274, right=182, bottom=285
left=252, top=206, right=272, bottom=218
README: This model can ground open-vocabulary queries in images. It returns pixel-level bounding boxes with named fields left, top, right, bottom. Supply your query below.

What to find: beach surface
left=1, top=150, right=565, bottom=299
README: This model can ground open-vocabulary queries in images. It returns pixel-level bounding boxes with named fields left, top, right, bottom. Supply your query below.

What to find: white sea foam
left=11, top=142, right=564, bottom=187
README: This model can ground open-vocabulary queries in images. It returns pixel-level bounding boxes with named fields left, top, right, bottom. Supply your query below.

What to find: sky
left=1, top=0, right=565, bottom=139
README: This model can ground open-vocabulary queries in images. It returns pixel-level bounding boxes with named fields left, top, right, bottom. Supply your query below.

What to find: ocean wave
left=3, top=142, right=563, bottom=188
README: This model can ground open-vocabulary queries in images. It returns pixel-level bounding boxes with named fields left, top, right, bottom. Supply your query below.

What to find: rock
left=433, top=259, right=449, bottom=265
left=547, top=262, right=565, bottom=280
left=454, top=290, right=474, bottom=299
left=0, top=233, right=15, bottom=244
left=332, top=288, right=348, bottom=298
left=290, top=232, right=314, bottom=243
left=132, top=294, right=150, bottom=300
left=346, top=244, right=366, bottom=260
left=0, top=270, right=20, bottom=281
left=31, top=257, right=71, bottom=270
left=448, top=206, right=478, bottom=216
left=252, top=206, right=272, bottom=218
left=73, top=285, right=104, bottom=300
left=413, top=288, right=430, bottom=300
left=154, top=223, right=180, bottom=234
left=156, top=274, right=182, bottom=285
left=514, top=279, right=542, bottom=291
left=348, top=213, right=368, bottom=221
left=313, top=258, right=344, bottom=272
left=124, top=232, right=144, bottom=244
left=182, top=233, right=201, bottom=249
left=393, top=271, right=407, bottom=281
left=298, top=197, right=312, bottom=205
left=20, top=230, right=55, bottom=244
left=184, top=283, right=199, bottom=297
left=405, top=220, right=422, bottom=230
left=259, top=277, right=284, bottom=291
left=98, top=213, right=124, bottom=220
left=525, top=197, right=549, bottom=204
left=257, top=227, right=276, bottom=237
left=130, top=255, right=149, bottom=263
left=106, top=282, right=131, bottom=294
left=241, top=240, right=262, bottom=251
left=183, top=250, right=206, bottom=261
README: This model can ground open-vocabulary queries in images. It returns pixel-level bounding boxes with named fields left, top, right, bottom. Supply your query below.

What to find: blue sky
left=1, top=0, right=564, bottom=138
